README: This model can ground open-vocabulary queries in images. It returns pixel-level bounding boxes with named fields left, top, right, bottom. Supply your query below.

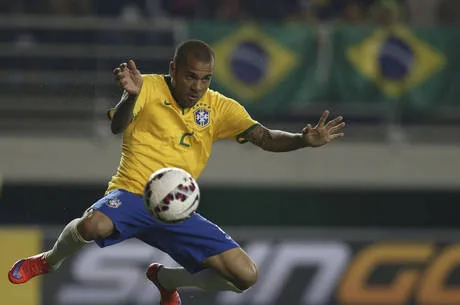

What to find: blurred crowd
left=1, top=0, right=459, bottom=26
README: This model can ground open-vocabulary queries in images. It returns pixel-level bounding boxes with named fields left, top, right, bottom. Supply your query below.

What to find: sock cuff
left=69, top=218, right=92, bottom=244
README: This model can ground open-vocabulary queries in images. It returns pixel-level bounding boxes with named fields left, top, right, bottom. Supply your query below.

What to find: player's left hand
left=113, top=59, right=143, bottom=95
left=302, top=110, right=345, bottom=147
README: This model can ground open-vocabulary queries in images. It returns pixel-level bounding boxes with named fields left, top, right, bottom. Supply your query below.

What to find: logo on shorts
left=106, top=198, right=121, bottom=208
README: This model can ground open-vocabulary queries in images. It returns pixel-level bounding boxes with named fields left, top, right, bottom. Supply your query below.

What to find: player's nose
left=191, top=80, right=204, bottom=92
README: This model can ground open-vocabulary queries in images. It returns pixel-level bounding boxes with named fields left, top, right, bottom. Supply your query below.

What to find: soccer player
left=8, top=40, right=345, bottom=305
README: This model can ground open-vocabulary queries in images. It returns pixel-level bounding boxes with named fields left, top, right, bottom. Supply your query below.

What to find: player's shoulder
left=141, top=73, right=165, bottom=87
left=140, top=74, right=171, bottom=99
left=205, top=88, right=242, bottom=109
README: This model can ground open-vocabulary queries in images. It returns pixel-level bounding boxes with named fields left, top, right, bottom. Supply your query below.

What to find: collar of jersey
left=163, top=75, right=189, bottom=114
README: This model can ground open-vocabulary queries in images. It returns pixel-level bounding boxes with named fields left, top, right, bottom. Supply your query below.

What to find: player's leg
left=8, top=190, right=150, bottom=284
left=44, top=209, right=114, bottom=269
left=201, top=247, right=257, bottom=290
left=141, top=213, right=258, bottom=294
left=153, top=247, right=256, bottom=292
left=8, top=209, right=114, bottom=284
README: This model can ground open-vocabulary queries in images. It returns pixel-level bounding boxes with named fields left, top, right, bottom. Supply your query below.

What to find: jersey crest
left=194, top=108, right=210, bottom=128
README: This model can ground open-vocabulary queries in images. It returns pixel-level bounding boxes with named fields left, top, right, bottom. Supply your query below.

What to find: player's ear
left=169, top=61, right=176, bottom=77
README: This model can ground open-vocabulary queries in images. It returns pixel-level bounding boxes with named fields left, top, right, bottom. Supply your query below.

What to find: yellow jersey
left=106, top=74, right=259, bottom=195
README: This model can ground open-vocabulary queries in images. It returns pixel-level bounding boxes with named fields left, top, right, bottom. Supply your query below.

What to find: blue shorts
left=88, top=189, right=239, bottom=273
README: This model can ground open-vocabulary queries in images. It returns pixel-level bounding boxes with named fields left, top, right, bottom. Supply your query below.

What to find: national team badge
left=194, top=108, right=210, bottom=127
left=106, top=198, right=121, bottom=208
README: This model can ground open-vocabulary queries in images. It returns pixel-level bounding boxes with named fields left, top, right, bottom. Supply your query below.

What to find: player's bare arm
left=110, top=60, right=143, bottom=134
left=246, top=110, right=345, bottom=152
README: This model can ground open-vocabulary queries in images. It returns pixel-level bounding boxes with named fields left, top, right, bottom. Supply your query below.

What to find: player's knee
left=78, top=210, right=115, bottom=241
left=232, top=261, right=258, bottom=291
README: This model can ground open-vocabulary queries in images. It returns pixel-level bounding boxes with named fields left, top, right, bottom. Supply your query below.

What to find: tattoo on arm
left=246, top=125, right=273, bottom=149
left=245, top=125, right=306, bottom=152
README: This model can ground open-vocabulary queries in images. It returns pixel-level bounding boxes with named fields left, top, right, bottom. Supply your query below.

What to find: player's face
left=170, top=57, right=213, bottom=108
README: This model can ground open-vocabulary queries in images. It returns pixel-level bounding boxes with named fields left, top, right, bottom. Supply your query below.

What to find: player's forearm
left=110, top=92, right=137, bottom=134
left=261, top=130, right=308, bottom=152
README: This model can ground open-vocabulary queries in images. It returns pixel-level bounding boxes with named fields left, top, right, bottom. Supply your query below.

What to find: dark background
left=2, top=183, right=458, bottom=228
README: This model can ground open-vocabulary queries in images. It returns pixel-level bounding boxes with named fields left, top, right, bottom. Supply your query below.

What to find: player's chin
left=184, top=95, right=200, bottom=107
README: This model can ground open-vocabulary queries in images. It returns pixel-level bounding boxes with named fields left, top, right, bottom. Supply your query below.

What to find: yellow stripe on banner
left=0, top=228, right=42, bottom=305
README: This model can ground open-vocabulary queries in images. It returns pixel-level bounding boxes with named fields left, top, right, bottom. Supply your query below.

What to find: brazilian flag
left=333, top=24, right=459, bottom=110
left=187, top=21, right=321, bottom=114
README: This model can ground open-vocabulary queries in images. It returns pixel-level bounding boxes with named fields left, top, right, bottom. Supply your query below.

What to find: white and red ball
left=143, top=167, right=200, bottom=223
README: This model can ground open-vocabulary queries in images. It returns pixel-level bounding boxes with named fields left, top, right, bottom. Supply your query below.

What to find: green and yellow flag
left=188, top=22, right=460, bottom=115
left=188, top=21, right=319, bottom=112
left=333, top=24, right=457, bottom=109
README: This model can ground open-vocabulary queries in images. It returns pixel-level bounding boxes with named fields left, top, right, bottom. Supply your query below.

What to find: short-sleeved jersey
left=106, top=74, right=259, bottom=195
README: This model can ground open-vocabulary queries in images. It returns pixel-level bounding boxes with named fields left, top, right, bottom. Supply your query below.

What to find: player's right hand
left=113, top=59, right=143, bottom=95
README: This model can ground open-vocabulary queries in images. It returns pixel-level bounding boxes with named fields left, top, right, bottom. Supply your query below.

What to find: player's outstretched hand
left=302, top=110, right=345, bottom=147
left=113, top=59, right=143, bottom=95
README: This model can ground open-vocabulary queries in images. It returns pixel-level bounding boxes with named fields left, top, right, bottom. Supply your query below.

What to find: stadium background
left=1, top=0, right=460, bottom=304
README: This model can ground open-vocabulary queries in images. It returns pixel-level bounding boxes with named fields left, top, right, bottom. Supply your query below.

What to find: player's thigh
left=137, top=213, right=241, bottom=274
left=203, top=247, right=258, bottom=291
left=78, top=209, right=115, bottom=241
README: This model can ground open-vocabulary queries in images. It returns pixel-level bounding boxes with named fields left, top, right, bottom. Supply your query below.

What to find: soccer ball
left=143, top=167, right=200, bottom=224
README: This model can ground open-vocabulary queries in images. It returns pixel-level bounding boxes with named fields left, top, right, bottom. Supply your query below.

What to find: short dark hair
left=173, top=39, right=215, bottom=68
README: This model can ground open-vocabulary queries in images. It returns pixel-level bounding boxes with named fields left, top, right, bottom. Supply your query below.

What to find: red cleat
left=146, top=263, right=182, bottom=305
left=8, top=254, right=50, bottom=284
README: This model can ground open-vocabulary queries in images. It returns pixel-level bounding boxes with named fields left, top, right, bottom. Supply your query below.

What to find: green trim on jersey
left=236, top=123, right=261, bottom=144
left=107, top=108, right=115, bottom=120
left=163, top=74, right=185, bottom=114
